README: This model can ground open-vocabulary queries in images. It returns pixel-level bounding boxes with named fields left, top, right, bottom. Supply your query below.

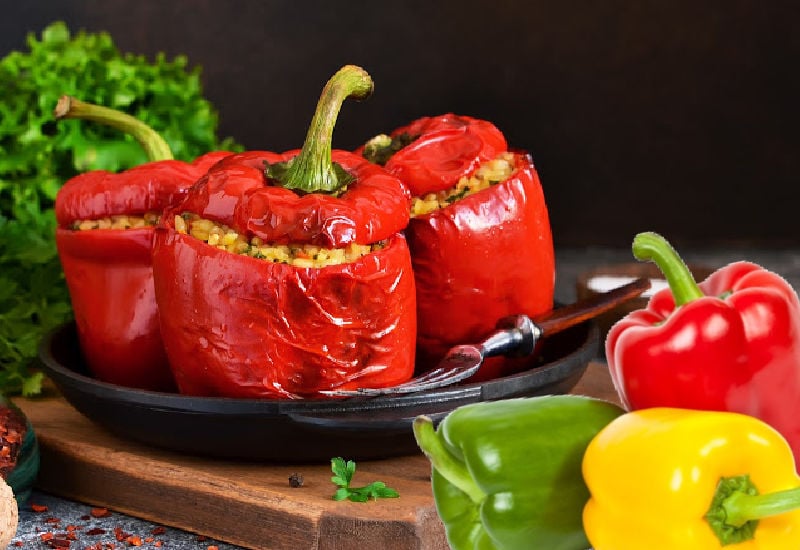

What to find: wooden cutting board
left=13, top=362, right=619, bottom=550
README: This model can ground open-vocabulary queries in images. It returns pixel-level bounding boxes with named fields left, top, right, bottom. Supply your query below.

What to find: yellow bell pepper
left=582, top=408, right=800, bottom=549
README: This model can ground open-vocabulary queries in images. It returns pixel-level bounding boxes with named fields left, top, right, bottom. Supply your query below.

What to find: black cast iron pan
left=37, top=319, right=599, bottom=463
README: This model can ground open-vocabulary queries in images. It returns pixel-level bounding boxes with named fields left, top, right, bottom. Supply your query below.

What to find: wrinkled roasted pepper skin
left=152, top=150, right=416, bottom=399
left=607, top=259, right=800, bottom=463
left=176, top=150, right=411, bottom=247
left=583, top=408, right=800, bottom=549
left=362, top=115, right=554, bottom=378
left=376, top=113, right=508, bottom=196
left=55, top=152, right=229, bottom=390
left=408, top=152, right=555, bottom=379
left=414, top=395, right=624, bottom=550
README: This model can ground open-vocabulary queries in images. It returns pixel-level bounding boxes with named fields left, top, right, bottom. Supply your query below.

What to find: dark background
left=2, top=1, right=798, bottom=249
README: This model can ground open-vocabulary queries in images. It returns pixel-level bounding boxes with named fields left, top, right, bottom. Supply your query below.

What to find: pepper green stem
left=705, top=474, right=800, bottom=545
left=54, top=95, right=173, bottom=162
left=632, top=231, right=704, bottom=306
left=270, top=65, right=373, bottom=194
left=723, top=486, right=800, bottom=526
left=412, top=416, right=486, bottom=504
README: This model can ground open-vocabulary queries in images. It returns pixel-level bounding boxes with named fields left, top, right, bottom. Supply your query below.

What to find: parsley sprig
left=0, top=22, right=240, bottom=395
left=330, top=457, right=400, bottom=502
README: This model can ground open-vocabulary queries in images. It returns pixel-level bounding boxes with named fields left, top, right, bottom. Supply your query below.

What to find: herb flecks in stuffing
left=362, top=132, right=416, bottom=166
left=411, top=152, right=516, bottom=217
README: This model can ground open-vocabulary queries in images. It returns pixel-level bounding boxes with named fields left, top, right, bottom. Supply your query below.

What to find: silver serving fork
left=322, top=277, right=649, bottom=397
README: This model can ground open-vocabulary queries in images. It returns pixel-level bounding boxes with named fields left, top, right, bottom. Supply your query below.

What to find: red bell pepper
left=361, top=113, right=507, bottom=196
left=54, top=97, right=230, bottom=391
left=151, top=65, right=416, bottom=399
left=362, top=116, right=555, bottom=380
left=607, top=231, right=800, bottom=463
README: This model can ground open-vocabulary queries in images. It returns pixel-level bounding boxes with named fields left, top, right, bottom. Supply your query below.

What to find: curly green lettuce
left=0, top=21, right=241, bottom=395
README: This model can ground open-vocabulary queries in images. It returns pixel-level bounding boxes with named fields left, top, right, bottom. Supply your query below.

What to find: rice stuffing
left=410, top=152, right=516, bottom=217
left=70, top=212, right=160, bottom=230
left=175, top=213, right=383, bottom=267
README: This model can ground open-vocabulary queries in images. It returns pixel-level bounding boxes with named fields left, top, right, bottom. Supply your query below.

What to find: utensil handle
left=480, top=316, right=541, bottom=359
left=535, top=277, right=650, bottom=335
left=481, top=277, right=651, bottom=360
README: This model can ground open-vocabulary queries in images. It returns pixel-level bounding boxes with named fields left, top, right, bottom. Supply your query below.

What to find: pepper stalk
left=706, top=474, right=800, bottom=545
left=53, top=96, right=173, bottom=162
left=412, top=416, right=486, bottom=503
left=632, top=231, right=705, bottom=306
left=266, top=65, right=374, bottom=195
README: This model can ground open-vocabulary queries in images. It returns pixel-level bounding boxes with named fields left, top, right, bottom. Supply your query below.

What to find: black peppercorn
left=288, top=473, right=304, bottom=488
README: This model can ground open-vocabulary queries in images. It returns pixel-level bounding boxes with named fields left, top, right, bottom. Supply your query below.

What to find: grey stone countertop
left=13, top=491, right=241, bottom=549
left=10, top=246, right=800, bottom=549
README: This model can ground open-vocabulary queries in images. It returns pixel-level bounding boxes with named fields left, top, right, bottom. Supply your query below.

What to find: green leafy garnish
left=330, top=457, right=400, bottom=502
left=444, top=187, right=470, bottom=205
left=0, top=21, right=242, bottom=395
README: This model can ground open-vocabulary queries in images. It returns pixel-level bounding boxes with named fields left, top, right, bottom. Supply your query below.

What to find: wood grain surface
left=13, top=362, right=618, bottom=550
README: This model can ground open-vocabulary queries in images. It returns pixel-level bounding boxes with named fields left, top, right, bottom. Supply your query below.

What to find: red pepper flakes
left=45, top=538, right=70, bottom=548
left=85, top=541, right=118, bottom=550
left=207, top=546, right=220, bottom=550
left=0, top=405, right=27, bottom=477
left=13, top=542, right=22, bottom=547
left=113, top=527, right=127, bottom=542
left=27, top=505, right=177, bottom=550
left=196, top=535, right=208, bottom=542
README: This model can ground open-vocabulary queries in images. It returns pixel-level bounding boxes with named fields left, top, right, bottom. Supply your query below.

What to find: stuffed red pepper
left=54, top=97, right=230, bottom=390
left=152, top=65, right=416, bottom=399
left=362, top=115, right=555, bottom=380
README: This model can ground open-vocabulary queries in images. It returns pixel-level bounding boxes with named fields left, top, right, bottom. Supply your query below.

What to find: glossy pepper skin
left=607, top=231, right=800, bottom=463
left=152, top=66, right=416, bottom=399
left=175, top=149, right=411, bottom=248
left=362, top=116, right=555, bottom=380
left=362, top=113, right=507, bottom=196
left=53, top=96, right=230, bottom=390
left=408, top=151, right=554, bottom=379
left=583, top=408, right=800, bottom=549
left=413, top=395, right=624, bottom=550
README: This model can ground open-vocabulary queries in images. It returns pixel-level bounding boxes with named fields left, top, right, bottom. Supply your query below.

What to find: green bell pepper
left=413, top=394, right=624, bottom=550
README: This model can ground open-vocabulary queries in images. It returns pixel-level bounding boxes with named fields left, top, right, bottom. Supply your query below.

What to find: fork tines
left=322, top=364, right=475, bottom=398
